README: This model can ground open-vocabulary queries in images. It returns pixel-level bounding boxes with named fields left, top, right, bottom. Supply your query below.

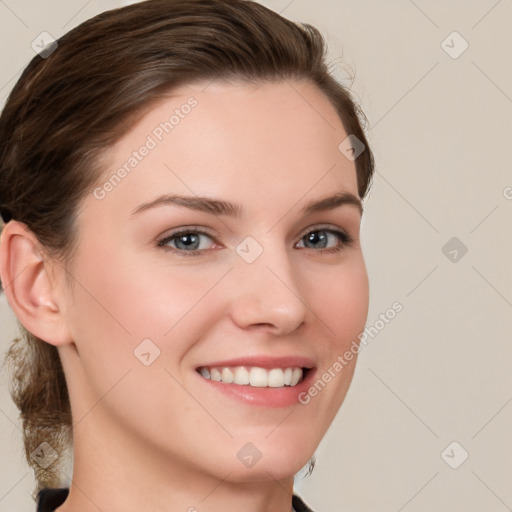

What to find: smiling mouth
left=196, top=366, right=310, bottom=388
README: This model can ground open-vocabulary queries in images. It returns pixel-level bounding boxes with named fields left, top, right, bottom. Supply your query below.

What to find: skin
left=0, top=79, right=369, bottom=512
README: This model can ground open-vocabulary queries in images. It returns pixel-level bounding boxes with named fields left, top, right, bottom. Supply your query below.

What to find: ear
left=0, top=220, right=73, bottom=346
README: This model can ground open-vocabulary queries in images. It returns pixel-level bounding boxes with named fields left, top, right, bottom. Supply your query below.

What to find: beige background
left=1, top=1, right=511, bottom=511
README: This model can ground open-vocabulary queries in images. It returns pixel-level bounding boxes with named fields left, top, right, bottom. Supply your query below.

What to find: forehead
left=85, top=79, right=358, bottom=221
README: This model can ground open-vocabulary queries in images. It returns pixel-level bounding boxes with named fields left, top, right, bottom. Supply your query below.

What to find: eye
left=157, top=228, right=217, bottom=255
left=296, top=227, right=353, bottom=254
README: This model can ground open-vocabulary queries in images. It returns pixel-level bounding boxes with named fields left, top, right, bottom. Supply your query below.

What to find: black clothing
left=37, top=488, right=68, bottom=512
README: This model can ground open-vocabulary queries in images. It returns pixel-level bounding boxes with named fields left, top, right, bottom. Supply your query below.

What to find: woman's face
left=59, top=80, right=369, bottom=483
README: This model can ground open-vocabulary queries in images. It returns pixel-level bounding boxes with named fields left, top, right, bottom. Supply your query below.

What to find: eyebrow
left=131, top=191, right=363, bottom=218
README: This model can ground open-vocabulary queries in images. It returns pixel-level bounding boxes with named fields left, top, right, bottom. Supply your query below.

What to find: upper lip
left=196, top=355, right=316, bottom=370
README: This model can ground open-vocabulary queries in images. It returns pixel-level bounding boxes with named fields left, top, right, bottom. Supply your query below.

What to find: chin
left=214, top=436, right=316, bottom=483
left=224, top=458, right=311, bottom=484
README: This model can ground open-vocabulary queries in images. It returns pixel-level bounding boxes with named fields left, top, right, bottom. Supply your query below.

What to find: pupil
left=308, top=231, right=327, bottom=248
left=179, top=234, right=198, bottom=249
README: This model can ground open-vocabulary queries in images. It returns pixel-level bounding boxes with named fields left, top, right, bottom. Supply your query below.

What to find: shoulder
left=36, top=488, right=69, bottom=512
left=292, top=493, right=317, bottom=512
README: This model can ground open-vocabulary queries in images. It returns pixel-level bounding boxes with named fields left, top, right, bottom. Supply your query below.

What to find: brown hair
left=0, top=0, right=374, bottom=498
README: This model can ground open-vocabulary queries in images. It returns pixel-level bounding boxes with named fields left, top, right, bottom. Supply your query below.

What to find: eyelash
left=156, top=225, right=354, bottom=257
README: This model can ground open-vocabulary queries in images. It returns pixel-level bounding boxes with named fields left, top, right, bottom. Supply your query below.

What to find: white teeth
left=268, top=369, right=284, bottom=388
left=249, top=367, right=268, bottom=387
left=291, top=368, right=302, bottom=386
left=198, top=366, right=306, bottom=388
left=221, top=367, right=234, bottom=383
left=210, top=368, right=222, bottom=382
left=233, top=366, right=250, bottom=385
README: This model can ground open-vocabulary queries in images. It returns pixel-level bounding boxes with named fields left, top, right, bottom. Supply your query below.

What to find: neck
left=56, top=414, right=295, bottom=512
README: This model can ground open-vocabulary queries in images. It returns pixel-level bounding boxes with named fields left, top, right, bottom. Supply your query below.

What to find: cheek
left=64, top=252, right=222, bottom=426
left=299, top=257, right=369, bottom=411
left=305, top=256, right=369, bottom=348
left=67, top=249, right=228, bottom=365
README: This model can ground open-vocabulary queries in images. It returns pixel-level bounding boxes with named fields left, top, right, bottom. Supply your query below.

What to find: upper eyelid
left=160, top=223, right=348, bottom=238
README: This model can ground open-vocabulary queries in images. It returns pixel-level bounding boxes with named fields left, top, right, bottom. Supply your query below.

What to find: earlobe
left=0, top=220, right=72, bottom=346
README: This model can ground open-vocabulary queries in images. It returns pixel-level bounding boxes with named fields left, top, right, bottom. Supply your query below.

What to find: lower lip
left=196, top=369, right=316, bottom=408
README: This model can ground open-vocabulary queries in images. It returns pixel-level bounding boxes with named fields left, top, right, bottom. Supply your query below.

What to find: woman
left=0, top=1, right=374, bottom=511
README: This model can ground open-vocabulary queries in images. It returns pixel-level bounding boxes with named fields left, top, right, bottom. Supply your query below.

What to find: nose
left=227, top=243, right=309, bottom=336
